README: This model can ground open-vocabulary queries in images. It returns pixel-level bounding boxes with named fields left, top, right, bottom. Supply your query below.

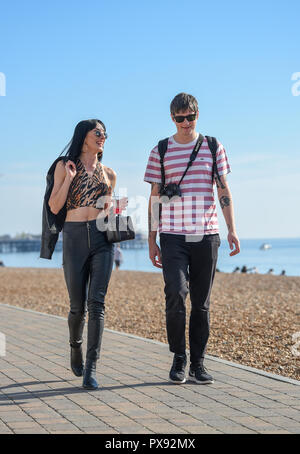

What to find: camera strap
left=158, top=133, right=204, bottom=189
left=177, top=133, right=204, bottom=186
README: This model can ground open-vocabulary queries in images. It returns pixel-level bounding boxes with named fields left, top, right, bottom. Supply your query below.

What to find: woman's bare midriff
left=65, top=206, right=106, bottom=222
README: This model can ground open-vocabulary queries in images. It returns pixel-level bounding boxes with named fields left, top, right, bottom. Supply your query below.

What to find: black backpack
left=157, top=135, right=221, bottom=187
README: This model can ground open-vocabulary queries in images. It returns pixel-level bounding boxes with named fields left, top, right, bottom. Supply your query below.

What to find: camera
left=159, top=183, right=182, bottom=203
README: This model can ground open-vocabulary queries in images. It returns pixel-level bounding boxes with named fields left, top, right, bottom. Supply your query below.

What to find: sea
left=0, top=238, right=299, bottom=277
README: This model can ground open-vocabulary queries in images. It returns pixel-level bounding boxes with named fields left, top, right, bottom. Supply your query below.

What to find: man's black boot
left=70, top=345, right=84, bottom=377
left=82, top=359, right=98, bottom=390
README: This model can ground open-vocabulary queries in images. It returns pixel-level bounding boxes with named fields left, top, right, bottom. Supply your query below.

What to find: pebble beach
left=0, top=267, right=299, bottom=381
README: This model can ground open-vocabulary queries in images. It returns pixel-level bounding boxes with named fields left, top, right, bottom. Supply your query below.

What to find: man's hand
left=149, top=239, right=163, bottom=268
left=216, top=175, right=240, bottom=257
left=228, top=231, right=240, bottom=256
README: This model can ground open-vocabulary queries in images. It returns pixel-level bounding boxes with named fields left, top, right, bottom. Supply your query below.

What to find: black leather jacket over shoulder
left=40, top=156, right=68, bottom=259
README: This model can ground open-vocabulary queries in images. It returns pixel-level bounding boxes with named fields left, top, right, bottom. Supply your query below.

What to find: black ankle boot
left=70, top=345, right=84, bottom=377
left=82, top=359, right=98, bottom=390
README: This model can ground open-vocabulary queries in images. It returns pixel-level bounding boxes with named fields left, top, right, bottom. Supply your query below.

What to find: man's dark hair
left=170, top=93, right=198, bottom=116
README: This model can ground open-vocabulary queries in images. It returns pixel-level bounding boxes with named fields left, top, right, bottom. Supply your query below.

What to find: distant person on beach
left=233, top=267, right=241, bottom=273
left=267, top=268, right=274, bottom=275
left=114, top=243, right=123, bottom=270
left=144, top=92, right=240, bottom=385
left=0, top=260, right=4, bottom=267
left=46, top=119, right=127, bottom=390
left=241, top=265, right=258, bottom=274
left=280, top=270, right=286, bottom=276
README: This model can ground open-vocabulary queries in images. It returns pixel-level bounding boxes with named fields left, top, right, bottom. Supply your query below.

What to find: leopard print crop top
left=66, top=159, right=111, bottom=211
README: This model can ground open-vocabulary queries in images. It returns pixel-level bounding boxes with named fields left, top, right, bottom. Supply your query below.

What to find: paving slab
left=0, top=303, right=299, bottom=434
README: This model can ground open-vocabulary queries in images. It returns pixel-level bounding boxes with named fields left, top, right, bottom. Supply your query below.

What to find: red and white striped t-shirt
left=144, top=134, right=231, bottom=235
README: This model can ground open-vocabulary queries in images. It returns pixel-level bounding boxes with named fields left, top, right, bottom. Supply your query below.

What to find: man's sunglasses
left=173, top=113, right=197, bottom=123
left=94, top=130, right=108, bottom=139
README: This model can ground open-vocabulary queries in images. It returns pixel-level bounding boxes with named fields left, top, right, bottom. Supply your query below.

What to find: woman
left=48, top=119, right=126, bottom=390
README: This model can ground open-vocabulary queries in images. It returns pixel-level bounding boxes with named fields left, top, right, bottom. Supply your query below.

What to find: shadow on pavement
left=0, top=379, right=183, bottom=404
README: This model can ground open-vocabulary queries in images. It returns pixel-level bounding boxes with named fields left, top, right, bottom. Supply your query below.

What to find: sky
left=0, top=0, right=299, bottom=239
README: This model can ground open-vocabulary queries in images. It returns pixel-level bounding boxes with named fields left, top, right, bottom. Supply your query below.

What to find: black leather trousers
left=63, top=220, right=114, bottom=362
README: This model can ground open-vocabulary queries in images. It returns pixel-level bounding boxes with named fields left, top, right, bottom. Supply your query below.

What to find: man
left=144, top=92, right=240, bottom=384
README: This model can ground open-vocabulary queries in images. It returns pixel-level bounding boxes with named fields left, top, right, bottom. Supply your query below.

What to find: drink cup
left=113, top=196, right=127, bottom=214
left=114, top=197, right=121, bottom=214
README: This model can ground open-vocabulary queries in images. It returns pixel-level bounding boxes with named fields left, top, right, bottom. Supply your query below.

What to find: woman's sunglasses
left=94, top=130, right=108, bottom=139
left=173, top=113, right=197, bottom=123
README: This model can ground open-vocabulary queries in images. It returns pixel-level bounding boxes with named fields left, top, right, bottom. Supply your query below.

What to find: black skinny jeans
left=160, top=233, right=220, bottom=366
left=63, top=220, right=114, bottom=362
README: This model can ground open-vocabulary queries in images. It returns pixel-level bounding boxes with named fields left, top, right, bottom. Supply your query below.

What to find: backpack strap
left=158, top=134, right=204, bottom=188
left=158, top=138, right=169, bottom=189
left=205, top=136, right=221, bottom=184
left=158, top=135, right=220, bottom=189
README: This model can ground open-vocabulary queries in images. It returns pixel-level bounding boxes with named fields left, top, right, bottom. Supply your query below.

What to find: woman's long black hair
left=59, top=119, right=106, bottom=162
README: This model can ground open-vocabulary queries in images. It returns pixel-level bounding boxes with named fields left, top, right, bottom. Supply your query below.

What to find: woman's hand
left=119, top=197, right=128, bottom=212
left=65, top=160, right=77, bottom=181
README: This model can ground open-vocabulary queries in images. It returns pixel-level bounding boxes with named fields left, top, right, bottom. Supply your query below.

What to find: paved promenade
left=0, top=303, right=299, bottom=434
